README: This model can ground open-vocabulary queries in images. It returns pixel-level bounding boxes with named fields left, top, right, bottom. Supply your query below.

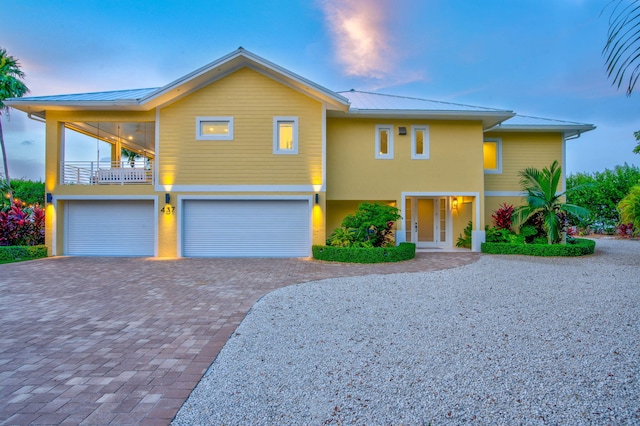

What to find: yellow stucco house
left=7, top=48, right=595, bottom=257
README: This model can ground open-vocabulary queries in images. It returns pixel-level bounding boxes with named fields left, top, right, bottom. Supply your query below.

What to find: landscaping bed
left=0, top=245, right=48, bottom=263
left=313, top=242, right=416, bottom=263
left=481, top=238, right=595, bottom=257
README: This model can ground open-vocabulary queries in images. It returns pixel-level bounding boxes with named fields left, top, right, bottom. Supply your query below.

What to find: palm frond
left=603, top=0, right=640, bottom=95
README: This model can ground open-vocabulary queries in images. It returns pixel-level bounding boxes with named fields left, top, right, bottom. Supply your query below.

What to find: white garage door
left=66, top=200, right=155, bottom=256
left=182, top=199, right=310, bottom=257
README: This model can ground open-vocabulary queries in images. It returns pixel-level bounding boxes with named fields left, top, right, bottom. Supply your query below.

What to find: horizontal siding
left=159, top=68, right=322, bottom=186
left=326, top=118, right=485, bottom=200
left=484, top=132, right=563, bottom=192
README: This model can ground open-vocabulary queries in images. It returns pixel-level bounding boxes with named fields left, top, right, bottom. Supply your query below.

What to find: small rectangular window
left=411, top=125, right=430, bottom=159
left=375, top=125, right=394, bottom=159
left=273, top=117, right=298, bottom=154
left=483, top=138, right=502, bottom=173
left=196, top=116, right=233, bottom=140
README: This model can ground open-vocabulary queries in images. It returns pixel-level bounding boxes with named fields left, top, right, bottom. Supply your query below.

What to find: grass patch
left=0, top=245, right=48, bottom=263
left=313, top=242, right=416, bottom=263
left=481, top=238, right=595, bottom=257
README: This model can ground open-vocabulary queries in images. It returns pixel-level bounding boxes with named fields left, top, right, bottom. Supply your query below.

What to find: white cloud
left=319, top=0, right=396, bottom=79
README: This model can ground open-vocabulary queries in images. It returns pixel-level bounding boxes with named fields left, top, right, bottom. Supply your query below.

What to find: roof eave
left=332, top=109, right=515, bottom=128
left=487, top=124, right=596, bottom=139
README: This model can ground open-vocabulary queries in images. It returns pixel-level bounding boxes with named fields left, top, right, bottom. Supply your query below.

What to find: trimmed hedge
left=0, top=245, right=48, bottom=263
left=481, top=238, right=595, bottom=257
left=313, top=242, right=416, bottom=263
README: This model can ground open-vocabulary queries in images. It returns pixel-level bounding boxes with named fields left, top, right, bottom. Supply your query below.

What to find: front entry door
left=405, top=197, right=449, bottom=248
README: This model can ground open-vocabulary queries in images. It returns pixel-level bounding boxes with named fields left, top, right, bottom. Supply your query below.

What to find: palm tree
left=0, top=48, right=29, bottom=202
left=513, top=161, right=590, bottom=244
left=603, top=0, right=640, bottom=96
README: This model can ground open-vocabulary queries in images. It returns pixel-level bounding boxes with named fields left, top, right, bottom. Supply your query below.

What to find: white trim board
left=157, top=184, right=318, bottom=192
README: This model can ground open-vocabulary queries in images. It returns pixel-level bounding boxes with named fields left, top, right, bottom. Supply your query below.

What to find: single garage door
left=65, top=200, right=155, bottom=256
left=182, top=199, right=310, bottom=257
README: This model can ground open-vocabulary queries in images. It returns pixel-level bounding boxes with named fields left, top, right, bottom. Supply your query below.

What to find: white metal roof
left=488, top=114, right=596, bottom=138
left=332, top=90, right=515, bottom=129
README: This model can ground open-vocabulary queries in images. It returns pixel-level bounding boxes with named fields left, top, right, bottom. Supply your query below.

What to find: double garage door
left=65, top=200, right=155, bottom=256
left=64, top=199, right=310, bottom=257
left=182, top=199, right=310, bottom=257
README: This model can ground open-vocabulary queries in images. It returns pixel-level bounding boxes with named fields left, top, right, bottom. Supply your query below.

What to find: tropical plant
left=618, top=184, right=640, bottom=233
left=491, top=203, right=514, bottom=230
left=121, top=148, right=141, bottom=167
left=513, top=161, right=590, bottom=244
left=603, top=0, right=640, bottom=96
left=0, top=48, right=29, bottom=202
left=327, top=202, right=401, bottom=248
left=0, top=198, right=45, bottom=246
left=455, top=221, right=473, bottom=248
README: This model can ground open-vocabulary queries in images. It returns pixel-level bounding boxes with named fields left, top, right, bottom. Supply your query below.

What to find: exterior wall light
left=398, top=126, right=407, bottom=135
left=315, top=193, right=319, bottom=204
left=46, top=193, right=53, bottom=204
left=452, top=198, right=458, bottom=210
left=165, top=193, right=171, bottom=204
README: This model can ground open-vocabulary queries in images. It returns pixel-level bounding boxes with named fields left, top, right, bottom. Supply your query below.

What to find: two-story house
left=6, top=48, right=595, bottom=257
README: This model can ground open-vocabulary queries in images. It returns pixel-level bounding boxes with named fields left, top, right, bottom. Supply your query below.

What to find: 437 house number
left=161, top=206, right=175, bottom=215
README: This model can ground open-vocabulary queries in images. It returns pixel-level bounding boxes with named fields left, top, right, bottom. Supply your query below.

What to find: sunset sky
left=2, top=0, right=639, bottom=180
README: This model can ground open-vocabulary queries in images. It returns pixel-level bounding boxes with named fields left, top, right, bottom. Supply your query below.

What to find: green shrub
left=0, top=245, right=47, bottom=263
left=313, top=242, right=416, bottom=263
left=327, top=202, right=401, bottom=248
left=481, top=238, right=595, bottom=257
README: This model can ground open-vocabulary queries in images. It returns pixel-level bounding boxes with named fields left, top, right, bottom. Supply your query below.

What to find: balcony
left=62, top=161, right=153, bottom=185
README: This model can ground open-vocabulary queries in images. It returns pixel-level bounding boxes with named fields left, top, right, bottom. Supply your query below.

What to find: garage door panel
left=183, top=200, right=310, bottom=257
left=66, top=200, right=155, bottom=256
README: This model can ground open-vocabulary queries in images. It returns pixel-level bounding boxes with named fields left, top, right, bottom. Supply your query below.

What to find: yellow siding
left=159, top=68, right=323, bottom=186
left=483, top=132, right=563, bottom=192
left=326, top=118, right=485, bottom=200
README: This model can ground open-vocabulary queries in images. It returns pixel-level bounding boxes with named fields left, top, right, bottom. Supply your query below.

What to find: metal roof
left=339, top=90, right=509, bottom=113
left=488, top=114, right=596, bottom=138
left=18, top=88, right=158, bottom=103
left=332, top=90, right=515, bottom=129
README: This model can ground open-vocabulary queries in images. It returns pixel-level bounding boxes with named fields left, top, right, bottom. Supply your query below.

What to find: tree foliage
left=0, top=48, right=29, bottom=201
left=513, top=161, right=590, bottom=244
left=603, top=0, right=640, bottom=96
left=566, top=163, right=640, bottom=230
left=327, top=202, right=401, bottom=248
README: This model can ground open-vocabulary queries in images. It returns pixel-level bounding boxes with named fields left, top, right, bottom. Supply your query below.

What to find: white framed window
left=483, top=138, right=502, bottom=174
left=411, top=125, right=430, bottom=160
left=273, top=117, right=298, bottom=155
left=196, top=116, right=234, bottom=140
left=375, top=125, right=394, bottom=159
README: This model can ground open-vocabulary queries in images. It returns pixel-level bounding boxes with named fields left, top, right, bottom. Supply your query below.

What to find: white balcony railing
left=61, top=161, right=153, bottom=185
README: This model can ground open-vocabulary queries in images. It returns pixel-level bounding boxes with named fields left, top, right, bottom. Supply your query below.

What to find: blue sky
left=2, top=0, right=639, bottom=181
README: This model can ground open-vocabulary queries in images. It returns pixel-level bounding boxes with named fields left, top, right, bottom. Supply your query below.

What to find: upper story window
left=483, top=138, right=502, bottom=174
left=273, top=117, right=298, bottom=154
left=375, top=125, right=394, bottom=159
left=411, top=125, right=430, bottom=160
left=196, top=116, right=234, bottom=140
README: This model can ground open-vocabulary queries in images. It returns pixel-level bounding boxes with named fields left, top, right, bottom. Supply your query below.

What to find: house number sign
left=161, top=205, right=175, bottom=215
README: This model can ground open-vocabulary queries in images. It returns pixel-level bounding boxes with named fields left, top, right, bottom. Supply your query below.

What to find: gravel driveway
left=173, top=239, right=640, bottom=425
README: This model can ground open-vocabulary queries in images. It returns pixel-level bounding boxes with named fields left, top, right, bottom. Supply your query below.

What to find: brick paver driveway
left=1, top=252, right=478, bottom=425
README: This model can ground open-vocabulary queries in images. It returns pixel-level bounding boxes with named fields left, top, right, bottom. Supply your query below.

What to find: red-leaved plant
left=616, top=223, right=634, bottom=238
left=492, top=203, right=514, bottom=230
left=0, top=199, right=45, bottom=246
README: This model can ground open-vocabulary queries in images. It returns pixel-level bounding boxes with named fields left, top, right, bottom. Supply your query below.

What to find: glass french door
left=405, top=197, right=449, bottom=248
